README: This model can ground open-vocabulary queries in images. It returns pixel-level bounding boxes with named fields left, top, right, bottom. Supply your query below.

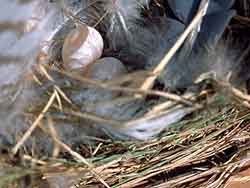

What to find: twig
left=22, top=154, right=47, bottom=165
left=12, top=90, right=57, bottom=155
left=60, top=107, right=122, bottom=127
left=50, top=67, right=193, bottom=106
left=49, top=132, right=111, bottom=188
left=146, top=92, right=196, bottom=115
left=47, top=118, right=61, bottom=158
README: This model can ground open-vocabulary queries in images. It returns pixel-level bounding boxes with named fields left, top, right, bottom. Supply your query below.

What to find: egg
left=86, top=57, right=127, bottom=80
left=62, top=24, right=104, bottom=71
left=70, top=57, right=127, bottom=107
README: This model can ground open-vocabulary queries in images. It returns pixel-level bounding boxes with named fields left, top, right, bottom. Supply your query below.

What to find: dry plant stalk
left=52, top=109, right=249, bottom=188
left=12, top=89, right=57, bottom=155
left=48, top=133, right=111, bottom=188
left=52, top=66, right=193, bottom=105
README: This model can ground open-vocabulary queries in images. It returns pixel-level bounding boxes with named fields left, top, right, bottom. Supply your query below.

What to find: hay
left=8, top=106, right=250, bottom=188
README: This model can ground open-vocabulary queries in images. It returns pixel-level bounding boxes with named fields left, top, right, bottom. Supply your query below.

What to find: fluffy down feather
left=0, top=0, right=63, bottom=147
left=115, top=0, right=236, bottom=90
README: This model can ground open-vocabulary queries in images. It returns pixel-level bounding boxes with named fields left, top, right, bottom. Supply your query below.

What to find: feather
left=0, top=0, right=63, bottom=146
left=167, top=0, right=235, bottom=24
left=44, top=0, right=151, bottom=62
left=102, top=0, right=150, bottom=50
left=162, top=9, right=236, bottom=89
left=115, top=0, right=235, bottom=90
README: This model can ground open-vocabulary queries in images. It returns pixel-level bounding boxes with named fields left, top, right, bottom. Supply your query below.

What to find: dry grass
left=3, top=105, right=250, bottom=188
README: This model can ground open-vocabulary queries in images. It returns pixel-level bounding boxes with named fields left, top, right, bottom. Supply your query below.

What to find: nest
left=1, top=0, right=250, bottom=188
left=1, top=106, right=250, bottom=188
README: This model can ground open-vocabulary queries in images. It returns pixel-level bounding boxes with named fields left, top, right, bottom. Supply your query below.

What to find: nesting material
left=225, top=169, right=250, bottom=188
left=24, top=1, right=53, bottom=33
left=62, top=24, right=104, bottom=70
left=118, top=105, right=197, bottom=140
left=2, top=1, right=250, bottom=188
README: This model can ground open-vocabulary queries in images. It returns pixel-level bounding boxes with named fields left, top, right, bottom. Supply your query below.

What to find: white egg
left=62, top=24, right=104, bottom=70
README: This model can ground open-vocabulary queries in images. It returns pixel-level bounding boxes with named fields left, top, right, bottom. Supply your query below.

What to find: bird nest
left=2, top=105, right=250, bottom=188
left=1, top=0, right=250, bottom=188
